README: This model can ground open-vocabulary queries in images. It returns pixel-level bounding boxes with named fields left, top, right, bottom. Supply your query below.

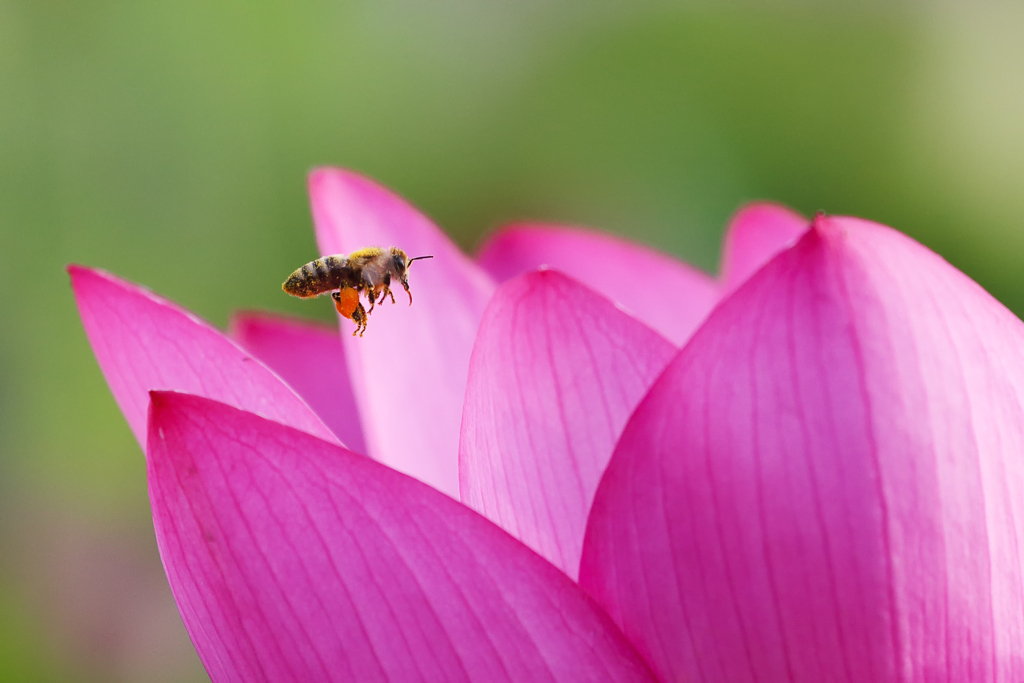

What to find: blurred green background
left=1, top=1, right=1022, bottom=680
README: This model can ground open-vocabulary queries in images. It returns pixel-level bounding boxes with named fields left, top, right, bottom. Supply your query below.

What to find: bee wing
left=358, top=258, right=389, bottom=288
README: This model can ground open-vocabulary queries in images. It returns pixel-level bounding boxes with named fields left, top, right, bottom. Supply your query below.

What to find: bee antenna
left=407, top=255, right=433, bottom=268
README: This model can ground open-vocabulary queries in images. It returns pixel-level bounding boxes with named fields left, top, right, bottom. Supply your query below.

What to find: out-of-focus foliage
left=1, top=1, right=1021, bottom=680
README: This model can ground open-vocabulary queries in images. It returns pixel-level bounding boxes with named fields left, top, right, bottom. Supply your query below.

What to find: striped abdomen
left=282, top=255, right=359, bottom=298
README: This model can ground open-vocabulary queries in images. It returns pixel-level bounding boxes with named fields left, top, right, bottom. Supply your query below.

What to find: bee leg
left=380, top=274, right=396, bottom=305
left=351, top=302, right=368, bottom=337
left=365, top=287, right=377, bottom=315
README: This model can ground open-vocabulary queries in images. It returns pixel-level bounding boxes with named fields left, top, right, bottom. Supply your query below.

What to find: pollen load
left=281, top=255, right=359, bottom=298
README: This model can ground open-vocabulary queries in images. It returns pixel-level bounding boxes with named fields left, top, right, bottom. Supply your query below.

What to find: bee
left=282, top=247, right=432, bottom=336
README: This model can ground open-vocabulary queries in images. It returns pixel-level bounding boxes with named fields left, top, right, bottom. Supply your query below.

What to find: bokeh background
left=1, top=1, right=1022, bottom=680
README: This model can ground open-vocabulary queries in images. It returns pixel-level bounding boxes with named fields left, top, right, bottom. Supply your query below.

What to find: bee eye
left=393, top=254, right=405, bottom=271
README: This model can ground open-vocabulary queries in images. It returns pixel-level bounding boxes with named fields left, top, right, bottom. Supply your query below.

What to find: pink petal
left=580, top=217, right=1024, bottom=682
left=476, top=223, right=719, bottom=346
left=460, top=270, right=676, bottom=579
left=69, top=266, right=336, bottom=449
left=309, top=168, right=495, bottom=496
left=230, top=312, right=366, bottom=454
left=147, top=391, right=656, bottom=683
left=719, top=202, right=808, bottom=293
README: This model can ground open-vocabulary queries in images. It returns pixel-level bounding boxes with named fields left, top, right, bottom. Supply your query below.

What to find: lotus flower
left=71, top=168, right=1024, bottom=682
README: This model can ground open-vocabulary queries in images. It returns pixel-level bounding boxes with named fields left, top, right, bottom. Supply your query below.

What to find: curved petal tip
left=720, top=202, right=808, bottom=292
left=460, top=269, right=676, bottom=578
left=71, top=266, right=336, bottom=450
left=307, top=168, right=495, bottom=496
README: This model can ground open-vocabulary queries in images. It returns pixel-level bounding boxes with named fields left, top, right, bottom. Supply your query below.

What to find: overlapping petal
left=69, top=266, right=336, bottom=448
left=147, top=391, right=656, bottom=683
left=476, top=223, right=719, bottom=345
left=309, top=168, right=495, bottom=496
left=460, top=270, right=675, bottom=579
left=230, top=312, right=365, bottom=454
left=719, top=202, right=808, bottom=293
left=579, top=216, right=1024, bottom=682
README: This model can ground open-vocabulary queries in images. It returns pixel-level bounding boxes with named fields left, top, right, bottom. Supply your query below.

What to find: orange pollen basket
left=334, top=288, right=361, bottom=320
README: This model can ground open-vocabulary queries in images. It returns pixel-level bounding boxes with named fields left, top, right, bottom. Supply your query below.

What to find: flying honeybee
left=282, top=247, right=432, bottom=336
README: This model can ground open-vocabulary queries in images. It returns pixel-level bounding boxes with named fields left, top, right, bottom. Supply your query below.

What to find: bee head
left=388, top=247, right=410, bottom=278
left=388, top=247, right=432, bottom=283
left=387, top=247, right=432, bottom=304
